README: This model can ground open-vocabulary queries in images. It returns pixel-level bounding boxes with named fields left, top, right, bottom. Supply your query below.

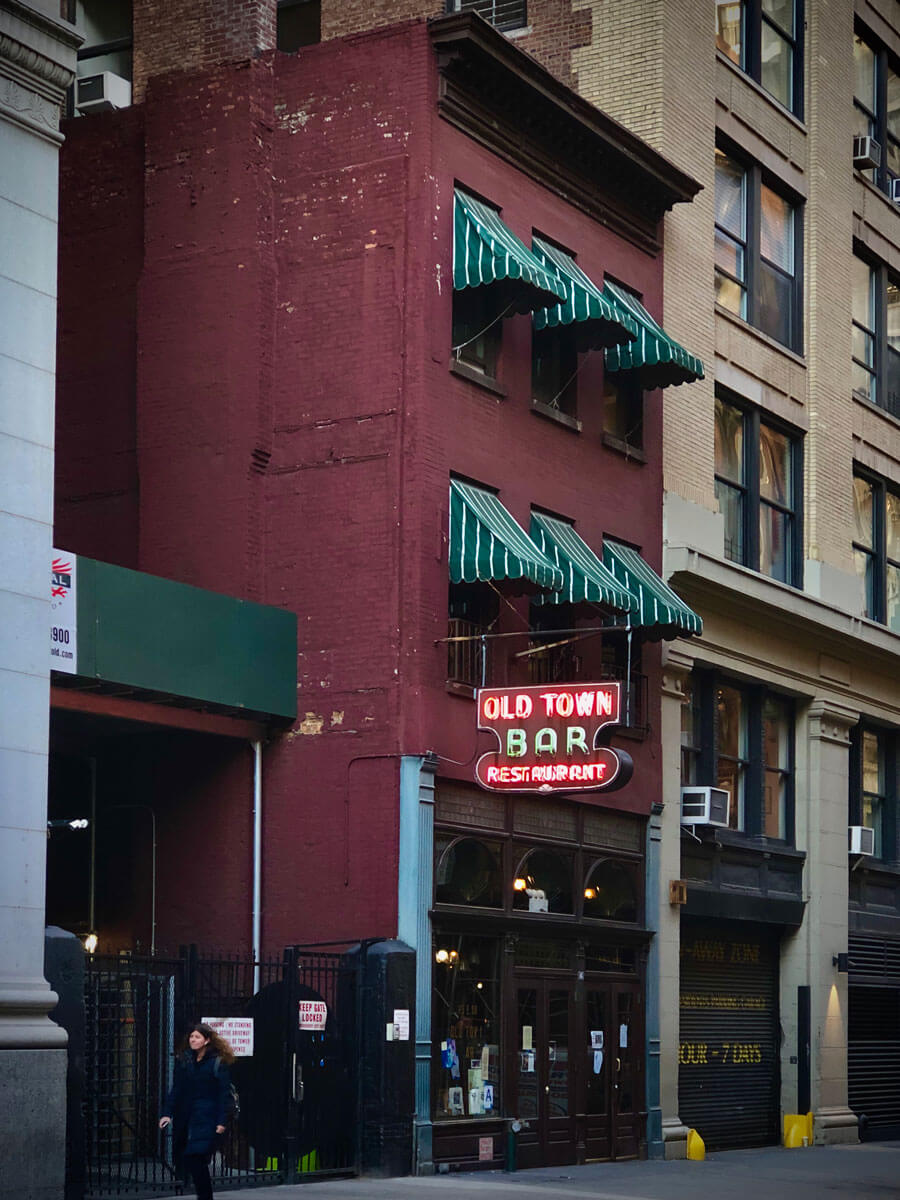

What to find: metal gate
left=678, top=920, right=781, bottom=1151
left=80, top=945, right=362, bottom=1198
left=848, top=934, right=900, bottom=1140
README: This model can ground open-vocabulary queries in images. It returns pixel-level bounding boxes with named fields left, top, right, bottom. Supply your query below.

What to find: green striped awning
left=531, top=238, right=639, bottom=350
left=603, top=279, right=704, bottom=388
left=453, top=190, right=568, bottom=314
left=449, top=480, right=564, bottom=591
left=602, top=540, right=703, bottom=638
left=530, top=512, right=638, bottom=613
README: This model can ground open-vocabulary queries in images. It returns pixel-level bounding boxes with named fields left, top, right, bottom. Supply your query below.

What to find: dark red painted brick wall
left=56, top=106, right=144, bottom=568
left=56, top=19, right=669, bottom=956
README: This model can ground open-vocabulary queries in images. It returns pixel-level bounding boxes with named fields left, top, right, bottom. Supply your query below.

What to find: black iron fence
left=80, top=945, right=362, bottom=1198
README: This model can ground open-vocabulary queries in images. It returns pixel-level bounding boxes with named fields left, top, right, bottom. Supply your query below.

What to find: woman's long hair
left=188, top=1022, right=235, bottom=1066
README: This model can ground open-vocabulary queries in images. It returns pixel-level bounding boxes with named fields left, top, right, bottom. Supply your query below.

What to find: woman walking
left=159, top=1023, right=234, bottom=1200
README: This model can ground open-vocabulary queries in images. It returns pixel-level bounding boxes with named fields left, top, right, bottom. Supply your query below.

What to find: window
left=277, top=0, right=320, bottom=50
left=715, top=395, right=801, bottom=585
left=853, top=470, right=900, bottom=630
left=527, top=604, right=584, bottom=685
left=532, top=326, right=578, bottom=420
left=854, top=31, right=900, bottom=196
left=450, top=0, right=527, bottom=31
left=513, top=848, right=574, bottom=914
left=716, top=0, right=802, bottom=115
left=448, top=582, right=498, bottom=688
left=602, top=367, right=643, bottom=451
left=435, top=836, right=503, bottom=907
left=432, top=934, right=502, bottom=1119
left=452, top=288, right=502, bottom=380
left=852, top=254, right=900, bottom=417
left=683, top=671, right=794, bottom=840
left=583, top=859, right=638, bottom=922
left=681, top=676, right=702, bottom=785
left=850, top=725, right=898, bottom=862
left=715, top=150, right=801, bottom=350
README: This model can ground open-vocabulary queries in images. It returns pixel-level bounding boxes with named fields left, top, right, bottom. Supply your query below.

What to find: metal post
left=283, top=946, right=300, bottom=1184
left=252, top=741, right=263, bottom=994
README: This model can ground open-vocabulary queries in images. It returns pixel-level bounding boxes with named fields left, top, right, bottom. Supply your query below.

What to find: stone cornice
left=667, top=544, right=900, bottom=679
left=429, top=12, right=701, bottom=255
left=807, top=699, right=859, bottom=745
left=0, top=0, right=80, bottom=141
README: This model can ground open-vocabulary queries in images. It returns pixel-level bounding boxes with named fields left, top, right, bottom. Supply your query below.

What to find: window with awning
left=530, top=238, right=639, bottom=351
left=449, top=480, right=564, bottom=591
left=601, top=539, right=703, bottom=638
left=602, top=279, right=705, bottom=389
left=453, top=190, right=568, bottom=314
left=529, top=512, right=637, bottom=614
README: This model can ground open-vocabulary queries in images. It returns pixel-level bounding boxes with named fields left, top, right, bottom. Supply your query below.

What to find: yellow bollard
left=783, top=1112, right=813, bottom=1147
left=686, top=1128, right=706, bottom=1160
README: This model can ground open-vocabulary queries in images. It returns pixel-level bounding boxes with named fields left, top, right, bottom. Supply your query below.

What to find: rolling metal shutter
left=679, top=920, right=781, bottom=1150
left=848, top=935, right=900, bottom=1139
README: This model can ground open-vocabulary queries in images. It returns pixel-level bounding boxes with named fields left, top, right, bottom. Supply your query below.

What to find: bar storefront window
left=432, top=934, right=502, bottom=1119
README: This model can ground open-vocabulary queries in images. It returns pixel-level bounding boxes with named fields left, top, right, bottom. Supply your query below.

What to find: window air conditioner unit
left=849, top=825, right=876, bottom=856
left=681, top=786, right=730, bottom=828
left=75, top=72, right=132, bottom=114
left=891, top=178, right=900, bottom=204
left=853, top=134, right=881, bottom=170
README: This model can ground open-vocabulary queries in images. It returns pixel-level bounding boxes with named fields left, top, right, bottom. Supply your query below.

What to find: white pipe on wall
left=252, top=741, right=263, bottom=994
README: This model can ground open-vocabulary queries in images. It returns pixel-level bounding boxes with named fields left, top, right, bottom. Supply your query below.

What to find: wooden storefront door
left=509, top=975, right=642, bottom=1167
left=583, top=981, right=642, bottom=1160
left=510, top=977, right=577, bottom=1167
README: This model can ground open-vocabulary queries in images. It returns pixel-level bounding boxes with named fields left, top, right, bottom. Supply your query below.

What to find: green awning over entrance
left=453, top=190, right=568, bottom=314
left=603, top=279, right=704, bottom=388
left=531, top=238, right=639, bottom=350
left=530, top=512, right=638, bottom=613
left=602, top=540, right=703, bottom=638
left=449, top=480, right=565, bottom=591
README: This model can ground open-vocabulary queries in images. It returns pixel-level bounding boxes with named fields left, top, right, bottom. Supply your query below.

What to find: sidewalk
left=158, top=1141, right=900, bottom=1200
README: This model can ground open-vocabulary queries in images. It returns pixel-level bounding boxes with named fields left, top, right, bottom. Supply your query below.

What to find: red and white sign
left=298, top=1000, right=327, bottom=1030
left=201, top=1017, right=254, bottom=1057
left=50, top=549, right=77, bottom=674
left=475, top=683, right=633, bottom=794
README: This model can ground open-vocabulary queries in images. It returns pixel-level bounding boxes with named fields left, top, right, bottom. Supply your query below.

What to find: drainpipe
left=252, top=741, right=263, bottom=994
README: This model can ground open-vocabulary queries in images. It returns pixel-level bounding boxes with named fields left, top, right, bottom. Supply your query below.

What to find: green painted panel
left=74, top=558, right=296, bottom=719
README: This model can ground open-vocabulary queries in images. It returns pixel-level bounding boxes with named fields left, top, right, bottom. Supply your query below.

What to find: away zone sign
left=475, top=683, right=632, bottom=794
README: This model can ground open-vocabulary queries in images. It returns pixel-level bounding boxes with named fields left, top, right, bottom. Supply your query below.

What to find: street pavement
left=157, top=1141, right=900, bottom=1199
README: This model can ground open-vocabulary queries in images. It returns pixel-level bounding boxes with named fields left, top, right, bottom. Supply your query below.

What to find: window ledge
left=715, top=303, right=806, bottom=366
left=689, top=826, right=805, bottom=860
left=855, top=172, right=900, bottom=220
left=852, top=859, right=900, bottom=877
left=531, top=399, right=582, bottom=432
left=715, top=50, right=807, bottom=134
left=446, top=679, right=476, bottom=699
left=852, top=390, right=900, bottom=431
left=602, top=432, right=647, bottom=463
left=449, top=358, right=507, bottom=397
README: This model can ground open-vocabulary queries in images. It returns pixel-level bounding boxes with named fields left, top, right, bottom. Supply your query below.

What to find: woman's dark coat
left=162, top=1050, right=231, bottom=1157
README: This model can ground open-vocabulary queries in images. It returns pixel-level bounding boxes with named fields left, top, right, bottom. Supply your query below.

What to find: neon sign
left=475, top=683, right=633, bottom=794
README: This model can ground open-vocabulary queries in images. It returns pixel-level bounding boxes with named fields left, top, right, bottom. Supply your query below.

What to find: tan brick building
left=577, top=0, right=900, bottom=1158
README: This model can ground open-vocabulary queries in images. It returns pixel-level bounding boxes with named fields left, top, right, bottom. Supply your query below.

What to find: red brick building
left=53, top=11, right=703, bottom=1174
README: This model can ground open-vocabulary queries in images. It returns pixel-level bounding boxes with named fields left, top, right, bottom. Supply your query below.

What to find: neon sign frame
left=474, top=682, right=633, bottom=794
